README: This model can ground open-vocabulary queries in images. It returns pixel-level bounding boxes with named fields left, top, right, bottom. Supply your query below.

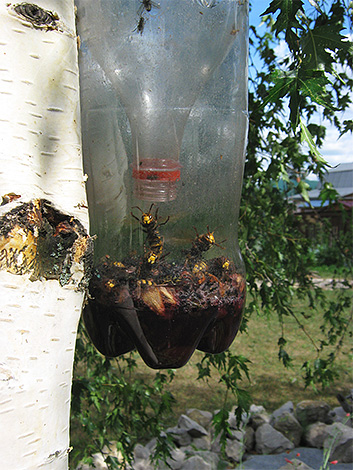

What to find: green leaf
left=301, top=24, right=353, bottom=71
left=319, top=182, right=339, bottom=205
left=212, top=409, right=231, bottom=453
left=300, top=117, right=326, bottom=162
left=298, top=74, right=336, bottom=111
left=341, top=119, right=353, bottom=136
left=297, top=179, right=312, bottom=205
left=262, top=0, right=304, bottom=34
left=261, top=71, right=297, bottom=108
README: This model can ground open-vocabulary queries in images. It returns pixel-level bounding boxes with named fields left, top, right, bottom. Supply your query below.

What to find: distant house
left=293, top=162, right=353, bottom=239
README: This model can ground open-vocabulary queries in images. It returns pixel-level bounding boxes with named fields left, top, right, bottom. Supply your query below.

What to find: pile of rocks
left=77, top=399, right=353, bottom=470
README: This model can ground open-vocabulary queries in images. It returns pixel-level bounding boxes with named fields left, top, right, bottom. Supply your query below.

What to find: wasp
left=131, top=204, right=169, bottom=268
left=181, top=258, right=222, bottom=288
left=187, top=226, right=225, bottom=262
left=192, top=260, right=214, bottom=285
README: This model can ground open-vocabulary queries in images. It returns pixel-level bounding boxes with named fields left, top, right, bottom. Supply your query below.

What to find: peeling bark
left=0, top=1, right=90, bottom=468
left=0, top=198, right=92, bottom=285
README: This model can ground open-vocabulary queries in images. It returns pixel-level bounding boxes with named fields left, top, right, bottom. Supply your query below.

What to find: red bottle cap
left=132, top=158, right=181, bottom=182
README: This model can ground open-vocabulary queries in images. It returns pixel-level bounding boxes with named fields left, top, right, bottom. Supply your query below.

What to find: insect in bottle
left=131, top=204, right=169, bottom=268
left=134, top=16, right=146, bottom=34
left=186, top=226, right=225, bottom=262
left=137, top=0, right=160, bottom=15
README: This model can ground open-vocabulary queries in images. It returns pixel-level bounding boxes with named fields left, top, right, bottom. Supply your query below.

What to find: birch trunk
left=0, top=1, right=90, bottom=469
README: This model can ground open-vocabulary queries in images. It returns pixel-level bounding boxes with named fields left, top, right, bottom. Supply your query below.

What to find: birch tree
left=0, top=2, right=90, bottom=469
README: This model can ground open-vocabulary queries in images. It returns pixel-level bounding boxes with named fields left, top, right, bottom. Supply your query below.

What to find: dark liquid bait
left=84, top=255, right=245, bottom=369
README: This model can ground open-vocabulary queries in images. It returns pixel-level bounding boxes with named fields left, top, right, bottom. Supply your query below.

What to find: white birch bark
left=0, top=1, right=89, bottom=469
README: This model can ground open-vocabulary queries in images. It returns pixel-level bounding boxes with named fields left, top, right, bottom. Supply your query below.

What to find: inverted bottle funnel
left=77, top=0, right=242, bottom=201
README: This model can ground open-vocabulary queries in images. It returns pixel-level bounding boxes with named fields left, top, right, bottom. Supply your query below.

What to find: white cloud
left=320, top=126, right=353, bottom=167
left=274, top=39, right=290, bottom=64
left=318, top=102, right=353, bottom=167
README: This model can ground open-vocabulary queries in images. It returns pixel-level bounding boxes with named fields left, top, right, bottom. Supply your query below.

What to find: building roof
left=327, top=162, right=353, bottom=172
left=323, top=162, right=353, bottom=190
left=307, top=187, right=353, bottom=200
left=292, top=162, right=353, bottom=208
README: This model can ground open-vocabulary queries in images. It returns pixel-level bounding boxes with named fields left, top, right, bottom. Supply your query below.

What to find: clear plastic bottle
left=76, top=0, right=248, bottom=368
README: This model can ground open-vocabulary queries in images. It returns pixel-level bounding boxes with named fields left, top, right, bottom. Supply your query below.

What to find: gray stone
left=250, top=412, right=271, bottom=430
left=304, top=422, right=330, bottom=448
left=255, top=423, right=295, bottom=454
left=178, top=414, right=208, bottom=438
left=228, top=429, right=243, bottom=441
left=132, top=444, right=153, bottom=470
left=157, top=448, right=186, bottom=470
left=132, top=459, right=153, bottom=470
left=242, top=446, right=353, bottom=470
left=231, top=405, right=251, bottom=426
left=78, top=403, right=353, bottom=470
left=210, top=432, right=221, bottom=454
left=336, top=389, right=353, bottom=414
left=133, top=443, right=150, bottom=461
left=186, top=409, right=213, bottom=430
left=192, top=450, right=220, bottom=469
left=272, top=401, right=295, bottom=421
left=228, top=410, right=241, bottom=429
left=295, top=400, right=331, bottom=426
left=228, top=408, right=250, bottom=429
left=145, top=437, right=157, bottom=452
left=90, top=453, right=108, bottom=469
left=324, top=422, right=353, bottom=463
left=192, top=435, right=211, bottom=450
left=272, top=411, right=303, bottom=447
left=278, top=458, right=315, bottom=470
left=180, top=455, right=211, bottom=470
left=249, top=404, right=271, bottom=430
left=77, top=453, right=108, bottom=469
left=181, top=447, right=220, bottom=469
left=244, top=425, right=255, bottom=452
left=331, top=407, right=353, bottom=427
left=101, top=442, right=122, bottom=461
left=225, top=438, right=244, bottom=463
left=250, top=404, right=267, bottom=414
left=169, top=448, right=187, bottom=469
left=167, top=426, right=193, bottom=447
left=332, top=406, right=347, bottom=421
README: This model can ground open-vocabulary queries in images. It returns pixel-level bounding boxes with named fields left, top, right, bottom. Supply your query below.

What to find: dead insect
left=134, top=16, right=146, bottom=34
left=192, top=260, right=208, bottom=276
left=135, top=0, right=160, bottom=34
left=138, top=0, right=160, bottom=15
left=131, top=204, right=169, bottom=267
left=187, top=226, right=225, bottom=261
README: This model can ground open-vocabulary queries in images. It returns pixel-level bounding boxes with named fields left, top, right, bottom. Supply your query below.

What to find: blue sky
left=248, top=1, right=353, bottom=169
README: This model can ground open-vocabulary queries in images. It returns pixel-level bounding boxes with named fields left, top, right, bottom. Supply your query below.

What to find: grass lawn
left=130, top=288, right=353, bottom=419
